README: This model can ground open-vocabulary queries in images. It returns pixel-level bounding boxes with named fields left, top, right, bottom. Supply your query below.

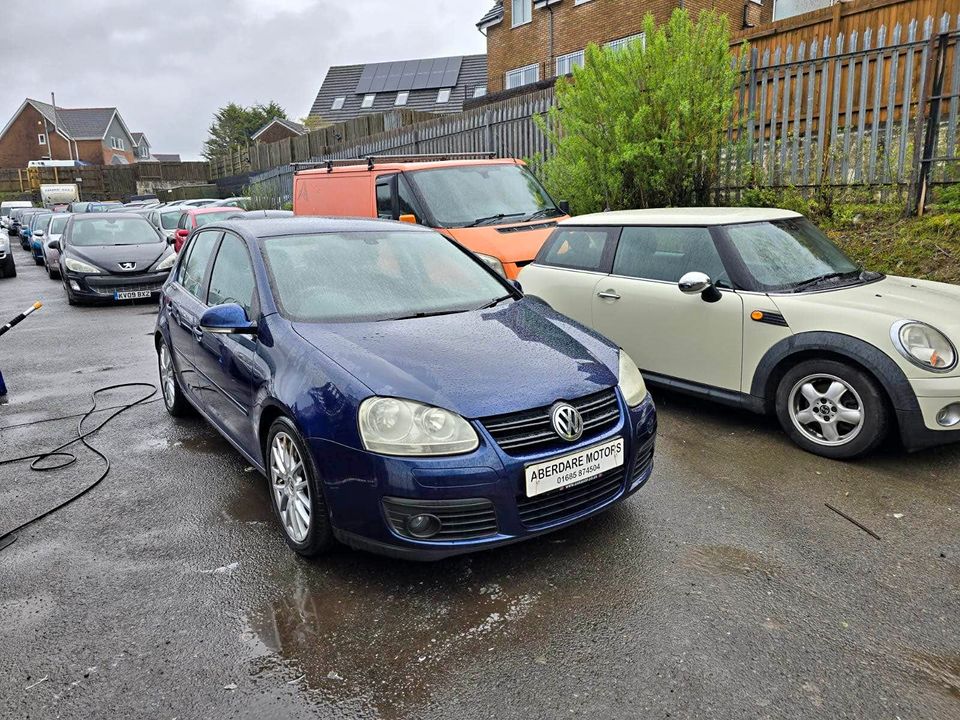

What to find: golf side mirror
left=679, top=271, right=722, bottom=304
left=199, top=303, right=258, bottom=335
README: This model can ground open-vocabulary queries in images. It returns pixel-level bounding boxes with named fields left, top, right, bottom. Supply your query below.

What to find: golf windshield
left=261, top=230, right=509, bottom=322
left=408, top=164, right=561, bottom=228
left=69, top=218, right=161, bottom=247
left=725, top=218, right=861, bottom=292
left=49, top=215, right=69, bottom=234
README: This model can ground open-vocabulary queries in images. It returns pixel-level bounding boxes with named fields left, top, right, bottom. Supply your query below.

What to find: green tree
left=202, top=101, right=287, bottom=160
left=536, top=9, right=739, bottom=214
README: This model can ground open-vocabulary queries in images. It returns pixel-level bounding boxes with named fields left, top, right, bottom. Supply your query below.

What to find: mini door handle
left=597, top=290, right=621, bottom=300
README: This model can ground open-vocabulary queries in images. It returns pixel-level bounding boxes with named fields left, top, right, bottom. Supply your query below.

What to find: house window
left=38, top=133, right=47, bottom=146
left=331, top=96, right=346, bottom=110
left=361, top=94, right=376, bottom=109
left=505, top=63, right=539, bottom=90
left=606, top=33, right=645, bottom=52
left=395, top=91, right=409, bottom=106
left=556, top=50, right=585, bottom=77
left=117, top=137, right=124, bottom=151
left=436, top=88, right=451, bottom=103
left=473, top=86, right=487, bottom=99
left=511, top=0, right=531, bottom=27
left=574, top=0, right=593, bottom=5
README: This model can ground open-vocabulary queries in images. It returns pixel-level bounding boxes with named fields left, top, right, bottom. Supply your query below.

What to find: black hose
left=0, top=382, right=157, bottom=552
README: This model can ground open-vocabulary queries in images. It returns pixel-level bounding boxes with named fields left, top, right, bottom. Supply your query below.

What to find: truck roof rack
left=292, top=152, right=498, bottom=174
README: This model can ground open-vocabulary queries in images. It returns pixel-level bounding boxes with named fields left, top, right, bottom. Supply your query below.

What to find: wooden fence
left=0, top=162, right=212, bottom=201
left=246, top=9, right=960, bottom=213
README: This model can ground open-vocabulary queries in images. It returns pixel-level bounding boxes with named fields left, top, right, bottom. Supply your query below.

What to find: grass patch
left=822, top=206, right=960, bottom=285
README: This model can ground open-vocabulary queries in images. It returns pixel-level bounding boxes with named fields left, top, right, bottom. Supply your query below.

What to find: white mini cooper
left=519, top=208, right=960, bottom=459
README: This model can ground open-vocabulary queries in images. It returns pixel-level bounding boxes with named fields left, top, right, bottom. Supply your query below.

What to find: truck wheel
left=775, top=359, right=890, bottom=460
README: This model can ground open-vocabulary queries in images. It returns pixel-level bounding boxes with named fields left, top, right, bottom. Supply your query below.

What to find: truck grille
left=480, top=388, right=620, bottom=455
left=517, top=467, right=625, bottom=527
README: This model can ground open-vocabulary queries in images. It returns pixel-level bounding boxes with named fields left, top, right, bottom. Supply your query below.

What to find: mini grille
left=480, top=388, right=620, bottom=455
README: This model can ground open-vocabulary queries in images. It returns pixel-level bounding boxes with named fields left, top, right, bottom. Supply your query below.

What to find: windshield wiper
left=476, top=294, right=514, bottom=310
left=521, top=207, right=562, bottom=222
left=383, top=308, right=469, bottom=322
left=792, top=269, right=863, bottom=293
left=464, top=212, right=526, bottom=228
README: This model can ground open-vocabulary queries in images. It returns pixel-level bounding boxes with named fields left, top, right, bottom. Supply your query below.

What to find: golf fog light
left=937, top=403, right=960, bottom=428
left=406, top=513, right=441, bottom=539
left=69, top=280, right=81, bottom=291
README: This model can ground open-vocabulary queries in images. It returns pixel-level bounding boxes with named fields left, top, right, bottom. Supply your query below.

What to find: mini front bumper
left=310, top=393, right=658, bottom=560
left=898, top=375, right=960, bottom=451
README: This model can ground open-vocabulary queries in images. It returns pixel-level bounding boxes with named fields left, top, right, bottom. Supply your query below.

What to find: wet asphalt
left=0, top=245, right=958, bottom=720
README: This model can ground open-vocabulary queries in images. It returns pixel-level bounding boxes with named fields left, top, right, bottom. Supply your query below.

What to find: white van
left=1, top=200, right=34, bottom=229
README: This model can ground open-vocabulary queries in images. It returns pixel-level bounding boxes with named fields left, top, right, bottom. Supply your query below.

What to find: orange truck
left=291, top=155, right=569, bottom=279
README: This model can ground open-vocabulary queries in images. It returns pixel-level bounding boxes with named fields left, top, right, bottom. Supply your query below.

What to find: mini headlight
left=156, top=253, right=177, bottom=271
left=64, top=257, right=101, bottom=274
left=618, top=350, right=648, bottom=407
left=475, top=253, right=507, bottom=278
left=358, top=397, right=479, bottom=456
left=891, top=320, right=957, bottom=372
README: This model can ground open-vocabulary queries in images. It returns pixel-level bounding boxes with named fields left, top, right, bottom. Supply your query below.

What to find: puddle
left=225, top=478, right=274, bottom=525
left=684, top=544, right=780, bottom=578
left=172, top=433, right=229, bottom=454
left=908, top=651, right=960, bottom=700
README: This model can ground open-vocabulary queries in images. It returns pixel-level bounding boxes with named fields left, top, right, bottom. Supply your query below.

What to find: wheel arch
left=751, top=332, right=920, bottom=419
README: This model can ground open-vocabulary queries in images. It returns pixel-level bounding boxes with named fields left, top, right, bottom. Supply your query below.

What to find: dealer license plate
left=114, top=290, right=152, bottom=300
left=524, top=437, right=624, bottom=498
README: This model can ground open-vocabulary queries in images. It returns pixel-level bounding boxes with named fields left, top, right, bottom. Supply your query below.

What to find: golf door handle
left=192, top=326, right=204, bottom=342
left=597, top=290, right=621, bottom=301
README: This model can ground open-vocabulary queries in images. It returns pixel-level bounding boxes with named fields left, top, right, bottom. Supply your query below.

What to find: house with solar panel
left=0, top=98, right=140, bottom=168
left=307, top=55, right=488, bottom=125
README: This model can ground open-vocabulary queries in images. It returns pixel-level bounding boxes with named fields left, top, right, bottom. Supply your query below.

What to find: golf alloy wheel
left=159, top=343, right=177, bottom=409
left=270, top=431, right=312, bottom=543
left=788, top=373, right=865, bottom=447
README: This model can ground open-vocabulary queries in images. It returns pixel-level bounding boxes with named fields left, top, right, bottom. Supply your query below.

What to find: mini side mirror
left=557, top=200, right=571, bottom=215
left=199, top=303, right=258, bottom=335
left=398, top=213, right=418, bottom=224
left=510, top=279, right=523, bottom=293
left=679, top=271, right=722, bottom=304
left=47, top=239, right=61, bottom=251
left=176, top=229, right=189, bottom=238
left=34, top=230, right=44, bottom=238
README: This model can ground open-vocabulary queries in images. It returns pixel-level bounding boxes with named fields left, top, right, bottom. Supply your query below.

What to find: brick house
left=0, top=99, right=138, bottom=167
left=477, top=0, right=775, bottom=94
left=251, top=118, right=309, bottom=144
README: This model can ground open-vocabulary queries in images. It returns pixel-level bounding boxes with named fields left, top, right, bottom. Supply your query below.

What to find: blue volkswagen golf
left=156, top=217, right=657, bottom=560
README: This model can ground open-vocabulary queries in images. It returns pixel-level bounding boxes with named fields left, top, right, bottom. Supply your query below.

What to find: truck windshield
left=407, top=164, right=561, bottom=228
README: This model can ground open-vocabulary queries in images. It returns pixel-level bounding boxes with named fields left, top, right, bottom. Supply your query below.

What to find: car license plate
left=524, top=437, right=624, bottom=498
left=114, top=290, right=151, bottom=300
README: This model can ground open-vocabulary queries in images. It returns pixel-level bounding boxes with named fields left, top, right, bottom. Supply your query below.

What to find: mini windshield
left=261, top=230, right=509, bottom=323
left=195, top=211, right=238, bottom=227
left=407, top=164, right=561, bottom=228
left=50, top=215, right=69, bottom=234
left=69, top=218, right=161, bottom=247
left=725, top=218, right=862, bottom=292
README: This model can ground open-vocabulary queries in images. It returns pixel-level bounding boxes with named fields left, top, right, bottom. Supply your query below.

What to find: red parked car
left=173, top=207, right=246, bottom=252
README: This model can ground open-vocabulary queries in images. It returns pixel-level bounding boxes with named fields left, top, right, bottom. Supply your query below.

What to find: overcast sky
left=0, top=0, right=492, bottom=160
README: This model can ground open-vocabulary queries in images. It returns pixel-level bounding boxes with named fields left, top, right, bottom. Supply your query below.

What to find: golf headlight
left=64, top=257, right=101, bottom=274
left=891, top=320, right=957, bottom=372
left=358, top=397, right=479, bottom=456
left=618, top=350, right=648, bottom=407
left=475, top=253, right=506, bottom=278
left=156, top=253, right=177, bottom=271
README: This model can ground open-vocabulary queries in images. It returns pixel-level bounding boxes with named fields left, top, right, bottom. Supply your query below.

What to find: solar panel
left=355, top=57, right=463, bottom=94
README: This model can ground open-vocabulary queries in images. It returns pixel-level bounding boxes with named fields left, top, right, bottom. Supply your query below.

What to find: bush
left=537, top=9, right=739, bottom=214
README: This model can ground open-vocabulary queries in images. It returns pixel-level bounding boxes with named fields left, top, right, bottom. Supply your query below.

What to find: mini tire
left=265, top=417, right=333, bottom=557
left=775, top=359, right=890, bottom=460
left=157, top=338, right=191, bottom=417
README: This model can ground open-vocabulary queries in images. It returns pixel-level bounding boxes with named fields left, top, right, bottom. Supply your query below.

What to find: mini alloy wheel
left=270, top=431, right=312, bottom=544
left=789, top=373, right=865, bottom=446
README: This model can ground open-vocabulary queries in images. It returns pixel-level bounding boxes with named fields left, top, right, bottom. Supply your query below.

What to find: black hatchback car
left=51, top=214, right=177, bottom=305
